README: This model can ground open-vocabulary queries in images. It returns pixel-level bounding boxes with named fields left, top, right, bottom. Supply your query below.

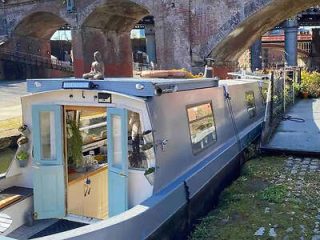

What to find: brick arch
left=202, top=0, right=320, bottom=63
left=77, top=0, right=153, bottom=31
left=12, top=11, right=70, bottom=39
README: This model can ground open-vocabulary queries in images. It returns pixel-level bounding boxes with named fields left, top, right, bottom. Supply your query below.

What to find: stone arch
left=203, top=0, right=320, bottom=63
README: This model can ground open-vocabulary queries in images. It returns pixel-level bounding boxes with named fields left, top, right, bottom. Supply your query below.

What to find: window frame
left=186, top=101, right=218, bottom=155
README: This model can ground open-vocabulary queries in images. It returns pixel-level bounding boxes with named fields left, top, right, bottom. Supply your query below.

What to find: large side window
left=245, top=91, right=256, bottom=118
left=187, top=102, right=217, bottom=154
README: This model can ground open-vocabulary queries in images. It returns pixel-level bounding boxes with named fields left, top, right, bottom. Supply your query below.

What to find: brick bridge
left=0, top=0, right=318, bottom=78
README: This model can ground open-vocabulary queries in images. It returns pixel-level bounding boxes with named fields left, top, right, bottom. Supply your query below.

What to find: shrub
left=298, top=70, right=320, bottom=98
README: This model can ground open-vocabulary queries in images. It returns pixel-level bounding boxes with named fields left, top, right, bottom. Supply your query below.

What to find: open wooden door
left=107, top=108, right=128, bottom=217
left=32, top=105, right=65, bottom=219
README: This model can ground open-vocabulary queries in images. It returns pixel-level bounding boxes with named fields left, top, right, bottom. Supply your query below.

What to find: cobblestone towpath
left=190, top=156, right=320, bottom=240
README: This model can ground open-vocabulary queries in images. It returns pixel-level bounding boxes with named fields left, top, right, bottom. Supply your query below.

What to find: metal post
left=283, top=69, right=286, bottom=113
left=284, top=19, right=298, bottom=66
left=145, top=24, right=156, bottom=65
left=269, top=72, right=274, bottom=127
left=250, top=39, right=262, bottom=72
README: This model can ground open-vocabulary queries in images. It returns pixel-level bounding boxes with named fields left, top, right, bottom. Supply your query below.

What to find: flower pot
left=302, top=92, right=309, bottom=99
left=142, top=144, right=155, bottom=168
left=145, top=172, right=155, bottom=185
left=17, top=136, right=29, bottom=149
left=143, top=130, right=154, bottom=144
left=17, top=143, right=29, bottom=152
left=18, top=125, right=30, bottom=136
left=17, top=159, right=28, bottom=168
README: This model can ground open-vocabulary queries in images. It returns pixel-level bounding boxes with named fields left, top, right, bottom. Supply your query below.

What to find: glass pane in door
left=40, top=111, right=56, bottom=160
left=112, top=115, right=122, bottom=169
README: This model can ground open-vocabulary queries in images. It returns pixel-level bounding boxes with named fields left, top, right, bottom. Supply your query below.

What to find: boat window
left=245, top=91, right=256, bottom=118
left=187, top=102, right=217, bottom=154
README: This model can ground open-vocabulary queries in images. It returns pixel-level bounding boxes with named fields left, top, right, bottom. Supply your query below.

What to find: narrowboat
left=0, top=77, right=266, bottom=239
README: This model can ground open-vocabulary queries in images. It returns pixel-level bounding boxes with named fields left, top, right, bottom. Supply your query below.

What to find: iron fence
left=261, top=67, right=301, bottom=145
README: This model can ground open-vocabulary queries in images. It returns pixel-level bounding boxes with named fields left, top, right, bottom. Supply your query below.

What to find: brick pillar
left=72, top=27, right=133, bottom=78
left=154, top=2, right=192, bottom=70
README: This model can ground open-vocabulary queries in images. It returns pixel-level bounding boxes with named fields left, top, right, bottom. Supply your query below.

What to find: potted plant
left=141, top=143, right=155, bottom=168
left=17, top=136, right=29, bottom=151
left=142, top=130, right=154, bottom=144
left=144, top=167, right=155, bottom=185
left=67, top=120, right=84, bottom=171
left=16, top=150, right=29, bottom=167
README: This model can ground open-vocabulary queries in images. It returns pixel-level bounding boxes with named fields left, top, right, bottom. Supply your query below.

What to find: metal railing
left=261, top=67, right=301, bottom=145
left=0, top=48, right=74, bottom=72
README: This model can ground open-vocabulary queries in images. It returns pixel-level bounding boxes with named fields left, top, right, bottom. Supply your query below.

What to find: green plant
left=67, top=120, right=83, bottom=168
left=16, top=151, right=29, bottom=161
left=259, top=184, right=287, bottom=203
left=296, top=70, right=320, bottom=98
left=144, top=167, right=155, bottom=176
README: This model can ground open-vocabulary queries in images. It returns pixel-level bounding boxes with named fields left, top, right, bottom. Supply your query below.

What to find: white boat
left=0, top=77, right=266, bottom=239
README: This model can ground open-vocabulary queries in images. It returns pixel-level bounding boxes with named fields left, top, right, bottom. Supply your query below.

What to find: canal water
left=0, top=148, right=16, bottom=174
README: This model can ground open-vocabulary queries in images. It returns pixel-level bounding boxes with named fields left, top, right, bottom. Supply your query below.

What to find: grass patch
left=0, top=148, right=16, bottom=174
left=190, top=156, right=319, bottom=240
left=259, top=184, right=287, bottom=203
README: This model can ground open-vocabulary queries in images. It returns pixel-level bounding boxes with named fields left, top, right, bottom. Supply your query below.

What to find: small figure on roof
left=83, top=51, right=104, bottom=80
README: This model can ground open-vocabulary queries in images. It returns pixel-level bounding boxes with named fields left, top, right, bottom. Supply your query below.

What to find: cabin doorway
left=64, top=106, right=129, bottom=220
left=32, top=104, right=130, bottom=220
left=65, top=106, right=108, bottom=220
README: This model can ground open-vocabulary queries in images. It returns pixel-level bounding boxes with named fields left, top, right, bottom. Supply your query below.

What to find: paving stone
left=269, top=228, right=277, bottom=237
left=314, top=229, right=320, bottom=234
left=254, top=227, right=265, bottom=236
left=286, top=227, right=294, bottom=232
